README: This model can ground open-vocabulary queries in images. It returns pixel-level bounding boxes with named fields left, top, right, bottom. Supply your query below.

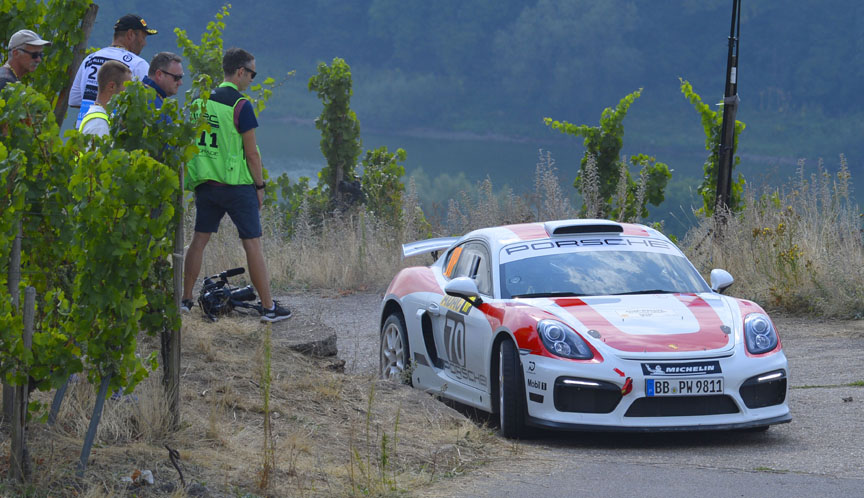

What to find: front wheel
left=498, top=339, right=527, bottom=438
left=380, top=313, right=411, bottom=385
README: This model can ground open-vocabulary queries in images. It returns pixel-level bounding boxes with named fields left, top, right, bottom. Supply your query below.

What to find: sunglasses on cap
left=17, top=48, right=44, bottom=59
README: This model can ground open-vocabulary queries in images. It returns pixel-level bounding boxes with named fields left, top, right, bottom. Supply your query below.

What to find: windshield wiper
left=510, top=292, right=587, bottom=298
left=612, top=289, right=679, bottom=296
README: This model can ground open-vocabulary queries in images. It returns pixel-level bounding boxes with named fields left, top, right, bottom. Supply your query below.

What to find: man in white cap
left=0, top=29, right=51, bottom=91
left=69, top=14, right=157, bottom=128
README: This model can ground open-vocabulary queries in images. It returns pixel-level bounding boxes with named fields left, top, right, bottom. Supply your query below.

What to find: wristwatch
left=255, top=181, right=266, bottom=190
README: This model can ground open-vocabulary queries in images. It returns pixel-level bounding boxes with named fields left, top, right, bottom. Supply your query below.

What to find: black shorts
left=194, top=183, right=261, bottom=239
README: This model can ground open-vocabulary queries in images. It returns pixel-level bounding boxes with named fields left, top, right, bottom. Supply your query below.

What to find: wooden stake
left=9, top=287, right=35, bottom=482
left=164, top=167, right=184, bottom=428
left=3, top=222, right=22, bottom=423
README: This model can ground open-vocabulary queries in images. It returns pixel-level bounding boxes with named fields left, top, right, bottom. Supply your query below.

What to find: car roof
left=463, top=219, right=667, bottom=252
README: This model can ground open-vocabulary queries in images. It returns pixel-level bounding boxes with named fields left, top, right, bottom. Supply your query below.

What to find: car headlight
left=537, top=320, right=593, bottom=360
left=744, top=313, right=778, bottom=354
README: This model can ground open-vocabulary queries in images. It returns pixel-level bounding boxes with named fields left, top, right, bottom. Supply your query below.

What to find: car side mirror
left=710, top=269, right=734, bottom=294
left=445, top=277, right=483, bottom=306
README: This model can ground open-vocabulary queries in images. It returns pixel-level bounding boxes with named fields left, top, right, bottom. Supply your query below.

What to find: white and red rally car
left=380, top=219, right=790, bottom=437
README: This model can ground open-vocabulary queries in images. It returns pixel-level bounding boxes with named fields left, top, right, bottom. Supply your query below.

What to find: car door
left=433, top=241, right=494, bottom=391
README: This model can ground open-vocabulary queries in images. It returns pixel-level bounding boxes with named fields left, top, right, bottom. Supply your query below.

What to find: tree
left=0, top=0, right=94, bottom=123
left=680, top=78, right=746, bottom=215
left=308, top=57, right=362, bottom=202
left=361, top=146, right=407, bottom=226
left=545, top=90, right=671, bottom=219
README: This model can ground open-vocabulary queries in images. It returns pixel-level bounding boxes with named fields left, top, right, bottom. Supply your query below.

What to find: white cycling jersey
left=69, top=46, right=148, bottom=128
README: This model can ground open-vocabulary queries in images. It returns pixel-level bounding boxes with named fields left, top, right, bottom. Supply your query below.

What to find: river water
left=256, top=120, right=725, bottom=234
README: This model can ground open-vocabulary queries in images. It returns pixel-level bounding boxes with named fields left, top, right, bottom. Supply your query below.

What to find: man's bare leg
left=183, top=231, right=211, bottom=301
left=242, top=237, right=273, bottom=309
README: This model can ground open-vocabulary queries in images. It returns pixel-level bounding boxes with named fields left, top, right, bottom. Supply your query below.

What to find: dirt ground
left=0, top=292, right=501, bottom=497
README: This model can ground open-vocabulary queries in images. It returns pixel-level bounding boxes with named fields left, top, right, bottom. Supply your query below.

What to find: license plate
left=645, top=377, right=723, bottom=397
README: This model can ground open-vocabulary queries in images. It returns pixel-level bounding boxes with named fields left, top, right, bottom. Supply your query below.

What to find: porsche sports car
left=379, top=219, right=790, bottom=437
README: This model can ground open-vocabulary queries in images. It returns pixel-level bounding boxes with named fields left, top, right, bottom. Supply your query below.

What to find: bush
left=681, top=156, right=864, bottom=317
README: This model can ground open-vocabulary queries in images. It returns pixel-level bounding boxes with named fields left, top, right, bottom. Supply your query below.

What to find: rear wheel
left=498, top=339, right=527, bottom=438
left=380, top=313, right=411, bottom=385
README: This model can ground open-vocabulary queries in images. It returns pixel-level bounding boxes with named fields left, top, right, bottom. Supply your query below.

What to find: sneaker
left=260, top=300, right=292, bottom=323
left=180, top=299, right=195, bottom=313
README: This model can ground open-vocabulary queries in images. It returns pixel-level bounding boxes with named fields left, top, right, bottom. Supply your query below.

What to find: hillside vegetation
left=83, top=0, right=864, bottom=159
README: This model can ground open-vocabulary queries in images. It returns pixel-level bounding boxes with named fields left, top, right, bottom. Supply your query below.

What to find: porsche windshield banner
left=500, top=236, right=683, bottom=264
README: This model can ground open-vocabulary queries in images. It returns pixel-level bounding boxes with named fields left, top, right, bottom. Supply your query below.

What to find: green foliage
left=0, top=4, right=233, bottom=407
left=679, top=78, right=746, bottom=215
left=108, top=78, right=210, bottom=336
left=0, top=0, right=94, bottom=121
left=274, top=173, right=329, bottom=231
left=174, top=3, right=279, bottom=115
left=361, top=146, right=406, bottom=226
left=174, top=4, right=229, bottom=88
left=0, top=84, right=80, bottom=392
left=309, top=58, right=362, bottom=197
left=66, top=147, right=175, bottom=391
left=0, top=81, right=178, bottom=396
left=544, top=89, right=670, bottom=219
left=110, top=80, right=209, bottom=165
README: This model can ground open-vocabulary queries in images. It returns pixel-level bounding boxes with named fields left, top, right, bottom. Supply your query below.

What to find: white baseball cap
left=8, top=29, right=51, bottom=50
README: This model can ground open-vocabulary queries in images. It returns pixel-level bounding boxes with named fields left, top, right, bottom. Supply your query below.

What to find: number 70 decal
left=444, top=312, right=466, bottom=367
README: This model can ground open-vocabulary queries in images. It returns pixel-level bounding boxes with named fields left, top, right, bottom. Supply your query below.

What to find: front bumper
left=521, top=351, right=791, bottom=430
left=526, top=413, right=791, bottom=432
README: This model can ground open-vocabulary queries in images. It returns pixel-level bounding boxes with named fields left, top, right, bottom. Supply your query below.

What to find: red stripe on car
left=555, top=295, right=731, bottom=352
left=385, top=267, right=441, bottom=298
left=502, top=223, right=549, bottom=241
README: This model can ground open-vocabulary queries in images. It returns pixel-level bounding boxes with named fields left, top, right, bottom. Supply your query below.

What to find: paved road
left=420, top=315, right=864, bottom=497
left=281, top=293, right=864, bottom=497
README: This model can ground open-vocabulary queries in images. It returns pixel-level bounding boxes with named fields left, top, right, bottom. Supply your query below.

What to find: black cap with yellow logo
left=114, top=14, right=158, bottom=35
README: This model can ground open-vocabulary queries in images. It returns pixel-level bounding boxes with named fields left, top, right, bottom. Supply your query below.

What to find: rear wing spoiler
left=401, top=237, right=458, bottom=260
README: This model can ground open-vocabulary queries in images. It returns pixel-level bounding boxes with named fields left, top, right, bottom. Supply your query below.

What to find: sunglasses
left=160, top=69, right=184, bottom=82
left=17, top=48, right=44, bottom=60
left=243, top=66, right=257, bottom=80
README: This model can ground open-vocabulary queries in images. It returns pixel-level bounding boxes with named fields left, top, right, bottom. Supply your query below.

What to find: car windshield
left=500, top=248, right=710, bottom=299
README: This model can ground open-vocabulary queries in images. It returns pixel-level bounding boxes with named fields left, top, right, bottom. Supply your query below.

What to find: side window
left=451, top=242, right=492, bottom=296
left=443, top=246, right=463, bottom=279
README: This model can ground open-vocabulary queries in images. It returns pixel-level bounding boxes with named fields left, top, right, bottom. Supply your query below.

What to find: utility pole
left=715, top=0, right=742, bottom=216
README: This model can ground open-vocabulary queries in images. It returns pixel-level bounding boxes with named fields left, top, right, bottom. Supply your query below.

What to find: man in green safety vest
left=78, top=60, right=131, bottom=137
left=182, top=48, right=292, bottom=323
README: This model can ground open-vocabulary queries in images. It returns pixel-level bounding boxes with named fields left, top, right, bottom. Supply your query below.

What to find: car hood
left=547, top=293, right=736, bottom=355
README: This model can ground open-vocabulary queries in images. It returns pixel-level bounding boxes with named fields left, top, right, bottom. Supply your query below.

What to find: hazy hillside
left=83, top=1, right=863, bottom=162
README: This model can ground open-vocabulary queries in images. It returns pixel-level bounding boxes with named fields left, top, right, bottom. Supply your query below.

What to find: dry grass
left=445, top=177, right=533, bottom=236
left=188, top=185, right=432, bottom=295
left=4, top=312, right=502, bottom=496
left=681, top=156, right=864, bottom=317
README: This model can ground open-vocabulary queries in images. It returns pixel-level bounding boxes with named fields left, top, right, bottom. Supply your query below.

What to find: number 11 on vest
left=198, top=131, right=218, bottom=148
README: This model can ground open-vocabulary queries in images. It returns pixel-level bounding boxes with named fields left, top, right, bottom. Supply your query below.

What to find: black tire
left=380, top=313, right=412, bottom=385
left=498, top=339, right=527, bottom=438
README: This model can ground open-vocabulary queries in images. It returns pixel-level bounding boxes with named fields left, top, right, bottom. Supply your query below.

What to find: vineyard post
left=166, top=168, right=184, bottom=428
left=9, top=286, right=35, bottom=482
left=76, top=374, right=111, bottom=477
left=47, top=376, right=70, bottom=425
left=2, top=222, right=22, bottom=423
left=52, top=2, right=98, bottom=126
